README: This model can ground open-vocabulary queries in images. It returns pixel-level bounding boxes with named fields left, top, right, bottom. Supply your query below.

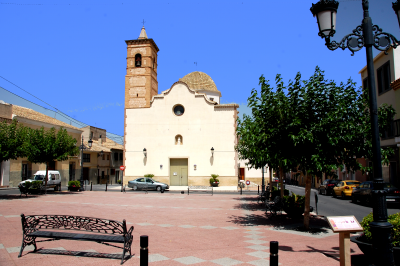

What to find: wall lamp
left=143, top=148, right=147, bottom=157
left=97, top=150, right=104, bottom=157
left=211, top=147, right=214, bottom=157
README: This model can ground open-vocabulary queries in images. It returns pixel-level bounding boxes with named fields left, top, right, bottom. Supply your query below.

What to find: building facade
left=359, top=47, right=400, bottom=186
left=0, top=101, right=82, bottom=187
left=124, top=27, right=271, bottom=187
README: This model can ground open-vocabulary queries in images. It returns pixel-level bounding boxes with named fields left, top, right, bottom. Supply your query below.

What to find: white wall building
left=123, top=27, right=269, bottom=187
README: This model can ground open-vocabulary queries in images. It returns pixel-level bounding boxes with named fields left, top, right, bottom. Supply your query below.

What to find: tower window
left=135, top=54, right=142, bottom=67
left=153, top=59, right=156, bottom=69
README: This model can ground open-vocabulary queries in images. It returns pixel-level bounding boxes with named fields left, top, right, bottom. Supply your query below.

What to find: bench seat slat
left=28, top=230, right=125, bottom=243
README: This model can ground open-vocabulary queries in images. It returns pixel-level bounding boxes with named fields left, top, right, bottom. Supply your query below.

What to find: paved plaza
left=0, top=190, right=367, bottom=265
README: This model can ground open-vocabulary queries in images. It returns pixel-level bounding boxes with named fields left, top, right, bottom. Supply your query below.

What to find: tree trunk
left=303, top=171, right=312, bottom=230
left=280, top=167, right=284, bottom=198
left=269, top=167, right=273, bottom=201
left=44, top=162, right=49, bottom=195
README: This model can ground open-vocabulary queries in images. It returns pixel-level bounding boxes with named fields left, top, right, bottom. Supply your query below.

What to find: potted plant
left=68, top=180, right=81, bottom=191
left=144, top=174, right=154, bottom=178
left=282, top=192, right=305, bottom=218
left=351, top=212, right=400, bottom=263
left=210, top=174, right=219, bottom=187
left=28, top=181, right=44, bottom=194
left=117, top=180, right=122, bottom=184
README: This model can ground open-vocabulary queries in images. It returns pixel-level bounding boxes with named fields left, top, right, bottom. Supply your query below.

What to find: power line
left=0, top=81, right=124, bottom=144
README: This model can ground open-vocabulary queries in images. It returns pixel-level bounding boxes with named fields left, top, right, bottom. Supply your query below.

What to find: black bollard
left=105, top=183, right=108, bottom=192
left=270, top=241, right=278, bottom=266
left=90, top=182, right=92, bottom=191
left=240, top=185, right=242, bottom=195
left=140, top=235, right=148, bottom=266
left=258, top=185, right=259, bottom=195
left=111, top=180, right=112, bottom=185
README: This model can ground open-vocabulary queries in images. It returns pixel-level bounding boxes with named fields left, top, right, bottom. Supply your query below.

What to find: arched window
left=135, top=54, right=142, bottom=67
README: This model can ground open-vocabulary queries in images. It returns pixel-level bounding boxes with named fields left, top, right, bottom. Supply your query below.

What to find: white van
left=19, top=170, right=62, bottom=191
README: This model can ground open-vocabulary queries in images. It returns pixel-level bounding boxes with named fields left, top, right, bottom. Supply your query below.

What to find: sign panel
left=173, top=172, right=177, bottom=176
left=326, top=216, right=363, bottom=233
left=120, top=166, right=125, bottom=171
left=246, top=180, right=250, bottom=185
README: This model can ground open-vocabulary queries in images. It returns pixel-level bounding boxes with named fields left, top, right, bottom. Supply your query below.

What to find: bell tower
left=125, top=27, right=159, bottom=108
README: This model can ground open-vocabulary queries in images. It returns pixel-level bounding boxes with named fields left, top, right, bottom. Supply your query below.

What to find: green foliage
left=0, top=119, right=28, bottom=163
left=68, top=180, right=80, bottom=188
left=236, top=66, right=396, bottom=178
left=282, top=192, right=305, bottom=218
left=360, top=212, right=400, bottom=247
left=144, top=174, right=154, bottom=178
left=25, top=126, right=79, bottom=188
left=29, top=181, right=43, bottom=190
left=210, top=174, right=219, bottom=185
left=26, top=127, right=79, bottom=164
left=271, top=185, right=289, bottom=199
left=117, top=180, right=122, bottom=184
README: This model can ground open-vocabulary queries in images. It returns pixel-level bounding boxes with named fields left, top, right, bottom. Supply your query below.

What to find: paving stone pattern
left=0, top=192, right=364, bottom=265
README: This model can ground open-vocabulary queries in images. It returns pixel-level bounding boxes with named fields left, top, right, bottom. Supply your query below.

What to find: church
left=123, top=27, right=265, bottom=187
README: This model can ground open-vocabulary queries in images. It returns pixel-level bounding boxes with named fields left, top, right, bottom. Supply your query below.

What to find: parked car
left=319, top=179, right=340, bottom=195
left=18, top=170, right=62, bottom=191
left=128, top=177, right=169, bottom=191
left=351, top=181, right=400, bottom=205
left=333, top=180, right=361, bottom=198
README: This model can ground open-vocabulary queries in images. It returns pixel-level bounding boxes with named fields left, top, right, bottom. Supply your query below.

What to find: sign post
left=120, top=166, right=125, bottom=192
left=327, top=216, right=363, bottom=266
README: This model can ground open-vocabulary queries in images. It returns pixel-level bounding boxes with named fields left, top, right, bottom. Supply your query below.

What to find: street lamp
left=143, top=148, right=147, bottom=157
left=211, top=147, right=214, bottom=157
left=80, top=136, right=92, bottom=192
left=311, top=1, right=400, bottom=265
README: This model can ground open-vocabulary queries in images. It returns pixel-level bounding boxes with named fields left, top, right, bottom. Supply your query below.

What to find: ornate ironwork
left=19, top=214, right=133, bottom=264
left=325, top=24, right=400, bottom=55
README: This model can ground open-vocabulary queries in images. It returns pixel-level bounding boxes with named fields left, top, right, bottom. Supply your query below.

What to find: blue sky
left=0, top=0, right=399, bottom=138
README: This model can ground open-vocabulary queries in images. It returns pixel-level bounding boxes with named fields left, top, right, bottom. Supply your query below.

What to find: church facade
left=123, top=27, right=267, bottom=187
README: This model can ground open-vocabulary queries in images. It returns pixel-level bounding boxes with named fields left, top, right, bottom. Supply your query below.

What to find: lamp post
left=211, top=147, right=214, bottom=157
left=80, top=136, right=92, bottom=192
left=310, top=1, right=400, bottom=265
left=143, top=148, right=147, bottom=157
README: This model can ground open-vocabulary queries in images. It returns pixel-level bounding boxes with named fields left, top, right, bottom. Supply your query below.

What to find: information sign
left=120, top=166, right=125, bottom=171
left=246, top=180, right=250, bottom=185
left=326, top=216, right=363, bottom=233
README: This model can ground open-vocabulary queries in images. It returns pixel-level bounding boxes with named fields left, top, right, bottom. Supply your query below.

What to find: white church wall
left=125, top=83, right=238, bottom=186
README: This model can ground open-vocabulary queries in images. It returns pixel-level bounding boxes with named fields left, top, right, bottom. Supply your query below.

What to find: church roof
left=179, top=71, right=220, bottom=93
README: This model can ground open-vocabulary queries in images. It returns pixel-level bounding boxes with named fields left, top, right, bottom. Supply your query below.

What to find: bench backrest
left=21, top=214, right=127, bottom=235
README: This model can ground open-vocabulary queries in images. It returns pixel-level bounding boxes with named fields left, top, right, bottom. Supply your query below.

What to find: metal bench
left=18, top=214, right=133, bottom=264
left=257, top=190, right=270, bottom=204
left=265, top=196, right=283, bottom=217
left=18, top=185, right=29, bottom=197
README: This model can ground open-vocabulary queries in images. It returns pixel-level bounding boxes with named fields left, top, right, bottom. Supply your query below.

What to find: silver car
left=128, top=177, right=169, bottom=191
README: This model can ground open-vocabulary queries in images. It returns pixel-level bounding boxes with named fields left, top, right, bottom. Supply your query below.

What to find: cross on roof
left=142, top=19, right=146, bottom=26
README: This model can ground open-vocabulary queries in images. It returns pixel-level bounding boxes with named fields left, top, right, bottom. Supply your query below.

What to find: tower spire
left=138, top=26, right=148, bottom=39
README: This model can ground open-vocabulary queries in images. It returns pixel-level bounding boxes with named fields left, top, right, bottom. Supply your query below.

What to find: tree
left=0, top=120, right=28, bottom=182
left=236, top=67, right=395, bottom=229
left=25, top=127, right=80, bottom=192
left=0, top=119, right=28, bottom=162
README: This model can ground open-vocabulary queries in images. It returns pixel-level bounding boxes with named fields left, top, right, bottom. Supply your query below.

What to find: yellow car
left=333, top=180, right=361, bottom=198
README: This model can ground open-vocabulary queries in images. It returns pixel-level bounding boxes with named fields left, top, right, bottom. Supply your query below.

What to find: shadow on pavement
left=31, top=248, right=133, bottom=263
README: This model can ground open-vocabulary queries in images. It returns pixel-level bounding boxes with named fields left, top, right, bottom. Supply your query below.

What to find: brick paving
left=0, top=190, right=367, bottom=265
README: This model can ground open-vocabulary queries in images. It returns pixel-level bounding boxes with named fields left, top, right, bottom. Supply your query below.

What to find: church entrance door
left=170, top=159, right=188, bottom=186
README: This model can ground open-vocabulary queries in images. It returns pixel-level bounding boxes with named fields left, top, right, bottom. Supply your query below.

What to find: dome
left=179, top=71, right=219, bottom=93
